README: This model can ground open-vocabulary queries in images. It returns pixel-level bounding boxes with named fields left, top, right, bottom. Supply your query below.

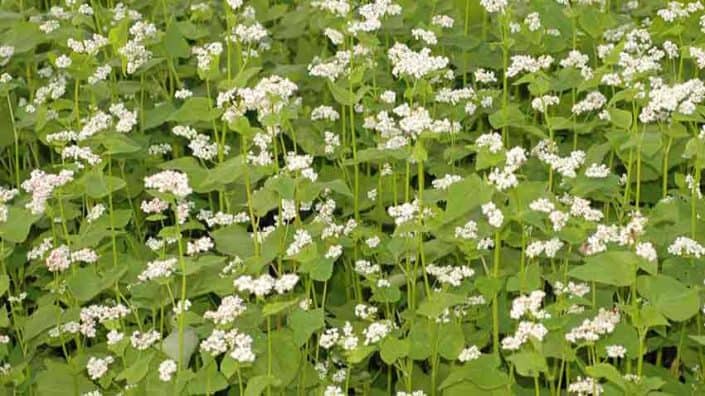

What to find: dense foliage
left=2, top=0, right=705, bottom=394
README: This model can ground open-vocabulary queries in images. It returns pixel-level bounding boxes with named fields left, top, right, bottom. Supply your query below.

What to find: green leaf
left=287, top=308, right=324, bottom=346
left=417, top=292, right=467, bottom=319
left=244, top=375, right=278, bottom=396
left=569, top=251, right=638, bottom=286
left=443, top=175, right=492, bottom=222
left=506, top=351, right=548, bottom=377
left=161, top=327, right=198, bottom=365
left=116, top=351, right=154, bottom=384
left=262, top=299, right=299, bottom=317
left=0, top=274, right=8, bottom=296
left=0, top=206, right=40, bottom=243
left=169, top=97, right=221, bottom=123
left=23, top=305, right=62, bottom=340
left=380, top=337, right=409, bottom=364
left=637, top=275, right=700, bottom=322
left=212, top=225, right=255, bottom=258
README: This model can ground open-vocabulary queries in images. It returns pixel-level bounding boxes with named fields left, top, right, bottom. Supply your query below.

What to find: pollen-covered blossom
left=668, top=236, right=705, bottom=258
left=565, top=308, right=621, bottom=344
left=482, top=202, right=503, bottom=228
left=458, top=345, right=481, bottom=362
left=144, top=170, right=192, bottom=198
left=387, top=43, right=449, bottom=79
left=568, top=377, right=603, bottom=395
left=21, top=169, right=75, bottom=215
left=130, top=330, right=161, bottom=350
left=426, top=264, right=474, bottom=286
left=158, top=360, right=177, bottom=382
left=86, top=356, right=114, bottom=380
left=204, top=295, right=246, bottom=325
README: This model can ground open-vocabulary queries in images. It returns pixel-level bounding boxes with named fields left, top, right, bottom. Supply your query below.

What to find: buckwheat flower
left=230, top=332, right=256, bottom=363
left=324, top=386, right=345, bottom=396
left=455, top=220, right=478, bottom=240
left=311, top=105, right=340, bottom=121
left=355, top=260, right=380, bottom=276
left=510, top=291, right=549, bottom=320
left=477, top=237, right=494, bottom=250
left=634, top=241, right=657, bottom=262
left=158, top=360, right=177, bottom=382
left=21, top=169, right=75, bottom=215
left=506, top=55, right=553, bottom=78
left=61, top=145, right=101, bottom=167
left=377, top=279, right=391, bottom=288
left=186, top=236, right=213, bottom=256
left=325, top=244, right=343, bottom=260
left=319, top=328, right=340, bottom=349
left=275, top=274, right=299, bottom=294
left=87, top=64, right=111, bottom=85
left=568, top=377, right=603, bottom=395
left=286, top=229, right=313, bottom=256
left=106, top=330, right=124, bottom=345
left=387, top=43, right=449, bottom=79
left=565, top=308, right=620, bottom=344
left=397, top=392, right=427, bottom=396
left=55, top=54, right=72, bottom=69
left=363, top=320, right=393, bottom=344
left=308, top=51, right=351, bottom=81
left=323, top=28, right=344, bottom=45
left=411, top=28, right=437, bottom=45
left=45, top=245, right=71, bottom=272
left=130, top=330, right=161, bottom=350
left=474, top=68, right=497, bottom=84
left=606, top=344, right=627, bottom=359
left=379, top=90, right=397, bottom=104
left=475, top=132, right=504, bottom=153
left=432, top=174, right=462, bottom=190
left=426, top=264, right=474, bottom=286
left=488, top=168, right=518, bottom=191
left=138, top=258, right=176, bottom=282
left=431, top=14, right=454, bottom=28
left=172, top=299, right=191, bottom=315
left=501, top=321, right=548, bottom=350
left=86, top=356, right=113, bottom=380
left=355, top=304, right=378, bottom=320
left=388, top=200, right=421, bottom=225
left=482, top=202, right=503, bottom=228
left=311, top=0, right=350, bottom=16
left=144, top=170, right=192, bottom=198
left=531, top=95, right=560, bottom=113
left=109, top=103, right=138, bottom=133
left=0, top=45, right=14, bottom=66
left=524, top=12, right=541, bottom=31
left=480, top=0, right=507, bottom=13
left=458, top=345, right=481, bottom=362
left=192, top=42, right=223, bottom=72
left=585, top=163, right=610, bottom=178
left=668, top=236, right=705, bottom=258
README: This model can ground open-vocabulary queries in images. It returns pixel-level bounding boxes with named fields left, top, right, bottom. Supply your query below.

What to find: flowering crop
left=2, top=0, right=705, bottom=395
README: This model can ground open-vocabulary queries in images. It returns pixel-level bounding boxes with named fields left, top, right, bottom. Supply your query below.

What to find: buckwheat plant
left=3, top=0, right=705, bottom=395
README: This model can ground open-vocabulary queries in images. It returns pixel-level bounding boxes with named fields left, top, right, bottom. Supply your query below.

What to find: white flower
left=86, top=356, right=114, bottom=380
left=158, top=360, right=177, bottom=382
left=458, top=345, right=481, bottom=362
left=144, top=170, right=192, bottom=198
left=606, top=344, right=627, bottom=359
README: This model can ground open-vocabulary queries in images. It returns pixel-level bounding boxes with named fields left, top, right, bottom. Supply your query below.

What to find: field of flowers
left=3, top=0, right=705, bottom=394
